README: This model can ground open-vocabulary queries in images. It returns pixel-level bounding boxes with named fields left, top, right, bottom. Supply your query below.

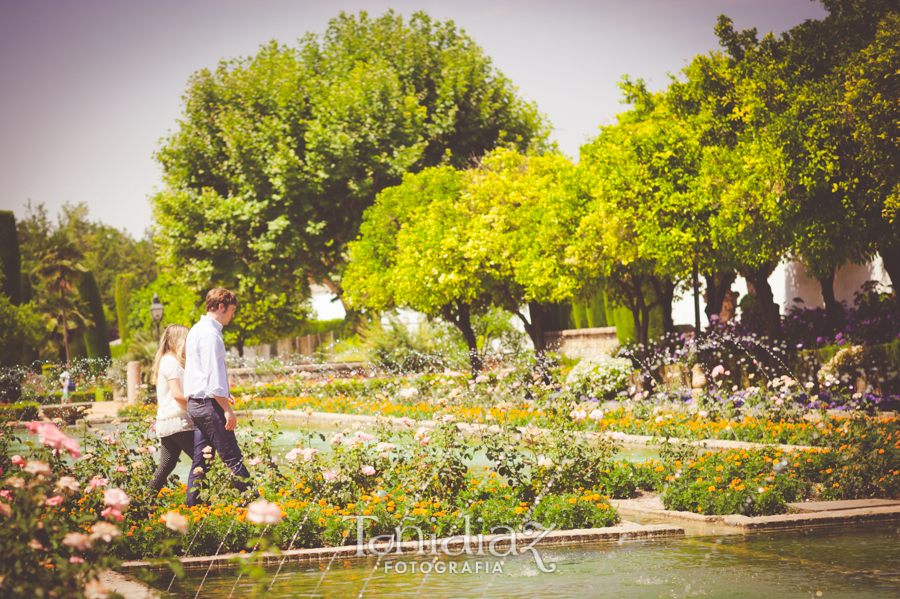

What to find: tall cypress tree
left=0, top=211, right=22, bottom=306
left=115, top=273, right=134, bottom=343
left=78, top=271, right=111, bottom=363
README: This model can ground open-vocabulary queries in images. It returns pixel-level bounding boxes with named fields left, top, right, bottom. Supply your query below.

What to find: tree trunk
left=631, top=305, right=643, bottom=346
left=440, top=301, right=482, bottom=376
left=878, top=241, right=900, bottom=292
left=817, top=267, right=840, bottom=331
left=704, top=271, right=737, bottom=322
left=525, top=302, right=547, bottom=354
left=652, top=278, right=676, bottom=336
left=743, top=264, right=780, bottom=338
left=692, top=262, right=701, bottom=332
left=60, top=286, right=70, bottom=367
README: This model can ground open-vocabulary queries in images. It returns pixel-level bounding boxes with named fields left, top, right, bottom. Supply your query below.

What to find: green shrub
left=23, top=390, right=110, bottom=404
left=565, top=356, right=633, bottom=399
left=0, top=400, right=39, bottom=420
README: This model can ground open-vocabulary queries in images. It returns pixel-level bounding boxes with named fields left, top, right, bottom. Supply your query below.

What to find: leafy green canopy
left=345, top=148, right=580, bottom=367
left=153, top=10, right=550, bottom=310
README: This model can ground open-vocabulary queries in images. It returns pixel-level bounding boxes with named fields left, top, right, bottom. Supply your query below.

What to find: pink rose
left=323, top=469, right=339, bottom=482
left=361, top=465, right=376, bottom=476
left=354, top=431, right=375, bottom=442
left=10, top=455, right=24, bottom=467
left=115, top=466, right=128, bottom=473
left=33, top=423, right=67, bottom=450
left=45, top=495, right=64, bottom=506
left=69, top=557, right=85, bottom=564
left=103, top=488, right=130, bottom=511
left=61, top=436, right=81, bottom=459
left=88, top=477, right=108, bottom=489
left=248, top=458, right=262, bottom=466
left=101, top=506, right=124, bottom=522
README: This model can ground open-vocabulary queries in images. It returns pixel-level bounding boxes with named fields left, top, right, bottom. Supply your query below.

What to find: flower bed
left=6, top=366, right=900, bottom=596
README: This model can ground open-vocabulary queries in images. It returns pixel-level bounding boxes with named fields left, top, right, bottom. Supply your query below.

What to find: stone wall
left=544, top=327, right=619, bottom=360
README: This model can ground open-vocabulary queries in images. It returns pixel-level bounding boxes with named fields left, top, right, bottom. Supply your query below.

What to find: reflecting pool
left=155, top=524, right=900, bottom=598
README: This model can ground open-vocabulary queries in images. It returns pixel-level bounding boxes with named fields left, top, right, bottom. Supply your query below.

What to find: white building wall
left=782, top=256, right=891, bottom=311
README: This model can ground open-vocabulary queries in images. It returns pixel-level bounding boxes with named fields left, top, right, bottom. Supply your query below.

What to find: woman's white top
left=155, top=354, right=193, bottom=438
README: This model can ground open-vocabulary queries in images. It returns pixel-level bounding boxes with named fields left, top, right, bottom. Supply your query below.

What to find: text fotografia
left=343, top=515, right=557, bottom=573
left=384, top=559, right=505, bottom=575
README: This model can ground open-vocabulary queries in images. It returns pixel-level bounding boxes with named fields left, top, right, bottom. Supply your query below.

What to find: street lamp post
left=150, top=293, right=165, bottom=343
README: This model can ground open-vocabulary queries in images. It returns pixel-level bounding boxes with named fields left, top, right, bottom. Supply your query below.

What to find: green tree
left=115, top=273, right=136, bottom=344
left=0, top=211, right=22, bottom=306
left=125, top=272, right=201, bottom=337
left=571, top=85, right=697, bottom=346
left=842, top=10, right=900, bottom=288
left=153, top=10, right=550, bottom=318
left=344, top=166, right=492, bottom=374
left=17, top=201, right=156, bottom=338
left=32, top=231, right=87, bottom=364
left=76, top=271, right=111, bottom=363
left=460, top=149, right=584, bottom=353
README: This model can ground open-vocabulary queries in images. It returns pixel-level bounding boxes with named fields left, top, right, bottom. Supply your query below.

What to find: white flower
left=23, top=460, right=52, bottom=477
left=698, top=410, right=708, bottom=418
left=62, top=532, right=92, bottom=551
left=441, top=414, right=455, bottom=424
left=609, top=431, right=626, bottom=441
left=376, top=442, right=395, bottom=453
left=399, top=387, right=419, bottom=398
left=89, top=522, right=120, bottom=543
left=84, top=579, right=109, bottom=599
left=588, top=409, right=604, bottom=421
left=569, top=409, right=586, bottom=421
left=192, top=467, right=204, bottom=475
left=246, top=499, right=282, bottom=525
left=537, top=456, right=554, bottom=468
left=161, top=511, right=189, bottom=534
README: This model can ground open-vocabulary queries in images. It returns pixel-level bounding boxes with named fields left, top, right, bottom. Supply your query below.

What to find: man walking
left=184, top=288, right=253, bottom=506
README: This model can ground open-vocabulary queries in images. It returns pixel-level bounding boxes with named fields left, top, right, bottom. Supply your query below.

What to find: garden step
left=788, top=499, right=900, bottom=512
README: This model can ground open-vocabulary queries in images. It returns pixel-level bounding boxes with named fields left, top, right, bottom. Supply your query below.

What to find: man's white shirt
left=184, top=315, right=229, bottom=399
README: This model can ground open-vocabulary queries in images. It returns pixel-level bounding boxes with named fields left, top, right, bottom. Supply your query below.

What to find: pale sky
left=0, top=0, right=828, bottom=238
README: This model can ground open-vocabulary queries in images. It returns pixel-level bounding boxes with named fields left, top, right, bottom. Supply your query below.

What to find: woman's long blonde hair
left=152, top=324, right=189, bottom=384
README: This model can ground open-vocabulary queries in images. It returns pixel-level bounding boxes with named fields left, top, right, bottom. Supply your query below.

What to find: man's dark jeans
left=186, top=397, right=253, bottom=507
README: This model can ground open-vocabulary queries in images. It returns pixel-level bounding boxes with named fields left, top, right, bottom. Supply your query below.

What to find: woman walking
left=149, top=324, right=194, bottom=492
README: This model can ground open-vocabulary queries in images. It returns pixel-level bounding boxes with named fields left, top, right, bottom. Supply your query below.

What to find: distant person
left=148, top=324, right=193, bottom=493
left=183, top=288, right=253, bottom=506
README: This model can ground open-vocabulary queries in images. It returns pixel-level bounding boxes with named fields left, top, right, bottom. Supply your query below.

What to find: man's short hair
left=206, top=288, right=237, bottom=313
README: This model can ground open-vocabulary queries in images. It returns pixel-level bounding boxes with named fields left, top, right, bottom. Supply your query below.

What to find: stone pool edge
left=118, top=521, right=683, bottom=573
left=614, top=498, right=900, bottom=530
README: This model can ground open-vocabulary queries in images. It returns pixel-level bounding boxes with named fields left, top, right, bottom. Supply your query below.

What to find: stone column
left=126, top=361, right=141, bottom=404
